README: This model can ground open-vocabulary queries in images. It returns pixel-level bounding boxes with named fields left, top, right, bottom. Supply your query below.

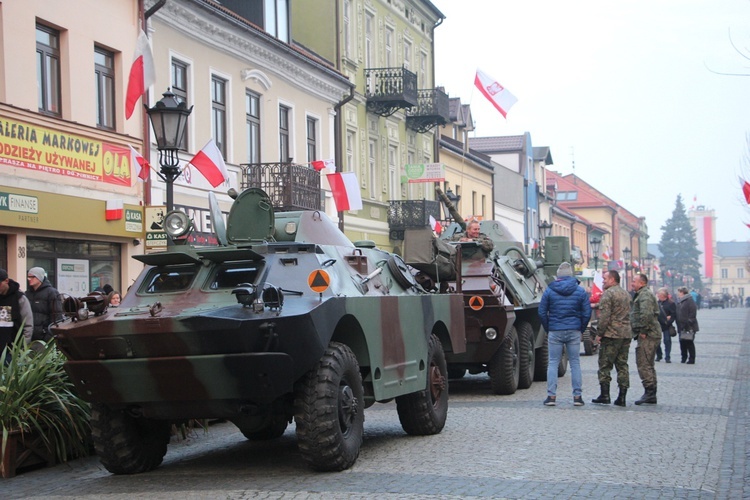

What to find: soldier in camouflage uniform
left=631, top=273, right=662, bottom=405
left=451, top=220, right=494, bottom=258
left=592, top=270, right=632, bottom=406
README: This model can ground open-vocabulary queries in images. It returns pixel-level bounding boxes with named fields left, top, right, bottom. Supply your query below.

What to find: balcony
left=387, top=199, right=441, bottom=240
left=240, top=162, right=321, bottom=211
left=406, top=88, right=450, bottom=133
left=365, top=67, right=418, bottom=117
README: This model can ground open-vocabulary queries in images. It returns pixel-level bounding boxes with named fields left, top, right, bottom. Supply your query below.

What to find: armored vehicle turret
left=55, top=188, right=466, bottom=474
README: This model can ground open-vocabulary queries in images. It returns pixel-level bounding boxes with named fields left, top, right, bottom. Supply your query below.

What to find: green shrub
left=1, top=333, right=91, bottom=465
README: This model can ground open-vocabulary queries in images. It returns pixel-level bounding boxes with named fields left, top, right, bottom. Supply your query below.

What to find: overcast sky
left=434, top=0, right=750, bottom=242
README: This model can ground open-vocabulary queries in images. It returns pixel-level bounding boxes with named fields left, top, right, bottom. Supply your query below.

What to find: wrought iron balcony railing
left=387, top=199, right=441, bottom=240
left=364, top=66, right=418, bottom=117
left=406, top=88, right=450, bottom=133
left=240, top=162, right=321, bottom=211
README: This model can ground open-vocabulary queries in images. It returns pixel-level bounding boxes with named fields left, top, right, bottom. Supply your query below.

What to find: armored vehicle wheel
left=448, top=367, right=466, bottom=379
left=90, top=403, right=170, bottom=475
left=516, top=321, right=536, bottom=390
left=558, top=345, right=568, bottom=377
left=294, top=342, right=364, bottom=471
left=396, top=334, right=448, bottom=435
left=533, top=332, right=549, bottom=382
left=489, top=326, right=520, bottom=395
left=239, top=415, right=289, bottom=441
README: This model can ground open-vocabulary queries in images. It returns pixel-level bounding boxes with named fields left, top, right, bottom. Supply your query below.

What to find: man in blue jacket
left=538, top=262, right=592, bottom=406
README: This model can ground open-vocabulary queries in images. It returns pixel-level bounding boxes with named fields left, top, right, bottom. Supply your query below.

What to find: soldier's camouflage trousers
left=598, top=337, right=631, bottom=388
left=636, top=335, right=659, bottom=388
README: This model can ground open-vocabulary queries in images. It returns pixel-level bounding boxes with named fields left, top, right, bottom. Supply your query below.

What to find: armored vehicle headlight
left=164, top=211, right=192, bottom=238
left=485, top=327, right=498, bottom=340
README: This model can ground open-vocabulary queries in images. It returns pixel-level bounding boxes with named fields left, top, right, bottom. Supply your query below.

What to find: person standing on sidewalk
left=25, top=267, right=62, bottom=342
left=655, top=288, right=677, bottom=363
left=675, top=286, right=699, bottom=364
left=592, top=270, right=632, bottom=406
left=0, top=268, right=33, bottom=361
left=631, top=273, right=662, bottom=405
left=538, top=262, right=591, bottom=407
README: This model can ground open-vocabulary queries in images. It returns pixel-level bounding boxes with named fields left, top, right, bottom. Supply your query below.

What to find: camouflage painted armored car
left=399, top=188, right=570, bottom=395
left=55, top=188, right=466, bottom=475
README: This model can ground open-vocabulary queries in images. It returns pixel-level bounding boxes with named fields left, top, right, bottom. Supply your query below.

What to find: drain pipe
left=333, top=84, right=356, bottom=232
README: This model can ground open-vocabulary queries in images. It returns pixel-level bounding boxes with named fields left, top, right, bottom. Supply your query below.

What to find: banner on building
left=401, top=163, right=445, bottom=183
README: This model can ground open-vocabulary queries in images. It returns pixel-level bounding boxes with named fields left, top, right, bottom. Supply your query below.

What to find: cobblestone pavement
left=4, top=308, right=748, bottom=499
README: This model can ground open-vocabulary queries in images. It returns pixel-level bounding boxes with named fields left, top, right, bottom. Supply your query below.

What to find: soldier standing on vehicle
left=592, top=270, right=632, bottom=406
left=631, top=273, right=662, bottom=405
left=451, top=220, right=494, bottom=257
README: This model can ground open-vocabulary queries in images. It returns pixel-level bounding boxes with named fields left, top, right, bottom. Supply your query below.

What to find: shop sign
left=401, top=163, right=445, bottom=183
left=146, top=232, right=168, bottom=248
left=125, top=209, right=143, bottom=233
left=0, top=192, right=38, bottom=213
left=57, top=259, right=89, bottom=295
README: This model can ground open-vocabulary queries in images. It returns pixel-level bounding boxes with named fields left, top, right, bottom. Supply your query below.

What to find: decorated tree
left=658, top=194, right=703, bottom=290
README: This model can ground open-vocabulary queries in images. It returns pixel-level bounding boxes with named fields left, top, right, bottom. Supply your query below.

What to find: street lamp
left=146, top=89, right=193, bottom=213
left=589, top=237, right=601, bottom=271
left=538, top=220, right=552, bottom=257
left=643, top=254, right=653, bottom=286
left=622, top=247, right=631, bottom=289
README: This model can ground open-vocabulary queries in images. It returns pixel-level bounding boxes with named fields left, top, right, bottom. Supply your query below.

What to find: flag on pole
left=105, top=199, right=124, bottom=221
left=327, top=172, right=363, bottom=211
left=125, top=29, right=156, bottom=120
left=590, top=271, right=604, bottom=304
left=632, top=260, right=640, bottom=269
left=429, top=215, right=442, bottom=235
left=129, top=145, right=151, bottom=183
left=311, top=159, right=336, bottom=173
left=601, top=247, right=611, bottom=261
left=474, top=68, right=518, bottom=118
left=189, top=139, right=229, bottom=188
left=653, top=263, right=660, bottom=274
left=740, top=176, right=750, bottom=204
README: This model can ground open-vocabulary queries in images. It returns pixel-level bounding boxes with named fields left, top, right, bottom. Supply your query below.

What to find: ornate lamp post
left=622, top=246, right=632, bottom=289
left=589, top=237, right=601, bottom=271
left=643, top=254, right=653, bottom=288
left=146, top=89, right=193, bottom=213
left=538, top=220, right=552, bottom=257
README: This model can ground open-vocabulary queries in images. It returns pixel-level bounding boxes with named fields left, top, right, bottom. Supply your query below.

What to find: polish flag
left=189, top=139, right=229, bottom=188
left=590, top=271, right=604, bottom=304
left=429, top=215, right=442, bottom=235
left=105, top=199, right=124, bottom=221
left=129, top=145, right=151, bottom=183
left=474, top=68, right=518, bottom=118
left=125, top=29, right=156, bottom=120
left=740, top=177, right=750, bottom=204
left=632, top=260, right=640, bottom=269
left=311, top=159, right=336, bottom=173
left=327, top=172, right=363, bottom=211
left=601, top=247, right=611, bottom=260
left=653, top=263, right=660, bottom=274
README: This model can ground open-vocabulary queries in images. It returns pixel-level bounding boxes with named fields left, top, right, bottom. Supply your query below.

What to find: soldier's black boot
left=635, top=385, right=657, bottom=405
left=591, top=383, right=611, bottom=404
left=613, top=387, right=627, bottom=407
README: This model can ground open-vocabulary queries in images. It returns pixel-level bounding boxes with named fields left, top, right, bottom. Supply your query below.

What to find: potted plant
left=1, top=332, right=91, bottom=478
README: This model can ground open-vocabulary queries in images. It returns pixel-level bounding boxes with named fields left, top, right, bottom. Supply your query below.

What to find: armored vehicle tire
left=516, top=321, right=536, bottom=390
left=448, top=367, right=466, bottom=379
left=533, top=332, right=549, bottom=381
left=239, top=415, right=289, bottom=441
left=396, top=334, right=448, bottom=435
left=558, top=345, right=568, bottom=377
left=294, top=342, right=364, bottom=471
left=90, top=403, right=171, bottom=475
left=489, top=326, right=520, bottom=395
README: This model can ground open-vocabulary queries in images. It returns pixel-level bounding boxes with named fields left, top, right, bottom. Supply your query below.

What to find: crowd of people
left=538, top=265, right=701, bottom=407
left=0, top=267, right=121, bottom=361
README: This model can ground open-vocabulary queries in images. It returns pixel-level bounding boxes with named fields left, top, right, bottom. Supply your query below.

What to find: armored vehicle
left=400, top=189, right=569, bottom=395
left=55, top=187, right=466, bottom=475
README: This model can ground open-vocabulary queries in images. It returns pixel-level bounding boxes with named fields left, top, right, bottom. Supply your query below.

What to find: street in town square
left=5, top=308, right=749, bottom=499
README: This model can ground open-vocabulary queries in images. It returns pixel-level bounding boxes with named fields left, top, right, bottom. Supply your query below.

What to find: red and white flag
left=327, top=172, right=362, bottom=211
left=666, top=270, right=672, bottom=277
left=590, top=271, right=604, bottom=304
left=125, top=29, right=156, bottom=120
left=105, top=199, right=124, bottom=221
left=632, top=260, right=640, bottom=269
left=474, top=68, right=518, bottom=118
left=189, top=139, right=229, bottom=188
left=429, top=215, right=442, bottom=235
left=129, top=145, right=151, bottom=183
left=740, top=176, right=750, bottom=204
left=601, top=247, right=611, bottom=260
left=311, top=159, right=336, bottom=173
left=653, top=263, right=660, bottom=274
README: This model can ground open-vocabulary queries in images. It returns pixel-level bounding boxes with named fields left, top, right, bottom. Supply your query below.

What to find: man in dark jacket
left=0, top=268, right=33, bottom=361
left=25, top=267, right=62, bottom=342
left=538, top=262, right=592, bottom=406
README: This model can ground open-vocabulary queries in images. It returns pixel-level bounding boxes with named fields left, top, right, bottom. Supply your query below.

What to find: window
left=365, top=12, right=375, bottom=67
left=343, top=0, right=352, bottom=59
left=346, top=131, right=356, bottom=173
left=721, top=268, right=728, bottom=279
left=403, top=39, right=412, bottom=70
left=738, top=268, right=745, bottom=279
left=740, top=287, right=745, bottom=297
left=368, top=139, right=377, bottom=200
left=211, top=76, right=227, bottom=157
left=481, top=194, right=487, bottom=218
left=94, top=47, right=115, bottom=129
left=171, top=59, right=190, bottom=150
left=279, top=105, right=290, bottom=162
left=246, top=90, right=260, bottom=163
left=264, top=0, right=290, bottom=42
left=209, top=263, right=262, bottom=290
left=472, top=191, right=477, bottom=217
left=385, top=27, right=394, bottom=67
left=389, top=145, right=399, bottom=201
left=143, top=266, right=198, bottom=293
left=420, top=51, right=427, bottom=86
left=555, top=191, right=578, bottom=201
left=36, top=24, right=61, bottom=115
left=306, top=117, right=318, bottom=163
